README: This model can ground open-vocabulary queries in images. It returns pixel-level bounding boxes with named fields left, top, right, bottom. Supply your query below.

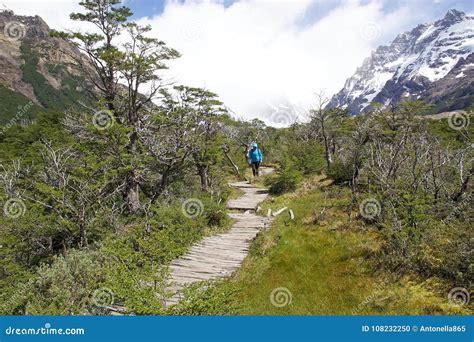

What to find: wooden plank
left=164, top=170, right=274, bottom=307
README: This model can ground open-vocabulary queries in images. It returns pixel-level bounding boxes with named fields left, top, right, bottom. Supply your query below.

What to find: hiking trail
left=165, top=167, right=274, bottom=306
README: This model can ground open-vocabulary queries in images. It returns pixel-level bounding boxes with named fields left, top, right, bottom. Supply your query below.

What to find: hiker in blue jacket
left=247, top=143, right=263, bottom=177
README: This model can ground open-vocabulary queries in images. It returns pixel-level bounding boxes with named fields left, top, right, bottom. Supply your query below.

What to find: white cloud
left=2, top=0, right=453, bottom=125
left=136, top=0, right=429, bottom=124
left=2, top=0, right=87, bottom=31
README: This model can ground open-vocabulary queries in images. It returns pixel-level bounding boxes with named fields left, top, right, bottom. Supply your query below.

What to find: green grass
left=229, top=183, right=377, bottom=314
left=181, top=175, right=472, bottom=315
left=232, top=227, right=376, bottom=314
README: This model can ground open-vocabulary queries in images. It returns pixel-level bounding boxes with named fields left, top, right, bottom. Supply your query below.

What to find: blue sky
left=126, top=0, right=234, bottom=19
left=124, top=0, right=473, bottom=22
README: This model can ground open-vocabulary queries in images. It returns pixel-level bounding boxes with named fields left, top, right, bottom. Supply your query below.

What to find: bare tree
left=309, top=91, right=348, bottom=169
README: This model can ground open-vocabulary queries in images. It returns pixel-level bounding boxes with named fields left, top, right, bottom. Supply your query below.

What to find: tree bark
left=123, top=123, right=141, bottom=213
left=223, top=145, right=241, bottom=179
left=197, top=164, right=209, bottom=192
left=451, top=164, right=473, bottom=202
left=321, top=117, right=331, bottom=169
left=125, top=171, right=141, bottom=213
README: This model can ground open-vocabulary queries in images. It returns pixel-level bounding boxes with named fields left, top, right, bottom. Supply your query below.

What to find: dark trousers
left=251, top=161, right=260, bottom=177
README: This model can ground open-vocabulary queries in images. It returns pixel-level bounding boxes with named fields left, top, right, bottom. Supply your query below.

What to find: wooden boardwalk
left=166, top=170, right=272, bottom=306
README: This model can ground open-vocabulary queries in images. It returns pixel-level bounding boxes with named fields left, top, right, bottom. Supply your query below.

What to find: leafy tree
left=53, top=0, right=180, bottom=212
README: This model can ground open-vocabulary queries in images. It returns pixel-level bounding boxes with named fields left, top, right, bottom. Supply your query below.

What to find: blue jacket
left=248, top=145, right=263, bottom=164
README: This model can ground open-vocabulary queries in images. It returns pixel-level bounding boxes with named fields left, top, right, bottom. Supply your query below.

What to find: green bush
left=327, top=160, right=354, bottom=184
left=170, top=280, right=239, bottom=315
left=206, top=206, right=228, bottom=227
left=201, top=196, right=230, bottom=228
left=378, top=218, right=471, bottom=284
left=21, top=249, right=107, bottom=315
left=417, top=220, right=471, bottom=284
left=266, top=169, right=303, bottom=195
left=289, top=140, right=325, bottom=174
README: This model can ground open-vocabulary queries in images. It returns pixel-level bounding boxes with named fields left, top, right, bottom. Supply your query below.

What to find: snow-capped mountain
left=328, top=9, right=474, bottom=114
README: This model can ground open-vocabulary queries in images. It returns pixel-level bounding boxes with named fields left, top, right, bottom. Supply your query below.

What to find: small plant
left=266, top=169, right=303, bottom=195
left=17, top=249, right=107, bottom=315
left=288, top=141, right=325, bottom=174
left=170, top=280, right=239, bottom=315
left=327, top=160, right=354, bottom=184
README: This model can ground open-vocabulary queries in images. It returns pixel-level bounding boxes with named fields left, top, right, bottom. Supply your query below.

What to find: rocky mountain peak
left=327, top=9, right=474, bottom=115
left=0, top=10, right=50, bottom=40
left=441, top=8, right=466, bottom=24
left=0, top=10, right=95, bottom=117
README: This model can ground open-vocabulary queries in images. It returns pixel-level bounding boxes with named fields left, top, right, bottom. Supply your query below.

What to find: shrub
left=22, top=249, right=107, bottom=315
left=201, top=196, right=230, bottom=228
left=289, top=140, right=325, bottom=174
left=378, top=218, right=471, bottom=284
left=170, top=280, right=239, bottom=315
left=417, top=220, right=471, bottom=284
left=266, top=169, right=303, bottom=195
left=327, top=160, right=354, bottom=184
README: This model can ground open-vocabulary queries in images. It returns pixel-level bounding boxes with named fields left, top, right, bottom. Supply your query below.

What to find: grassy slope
left=211, top=174, right=471, bottom=315
left=0, top=85, right=42, bottom=124
left=1, top=41, right=94, bottom=125
left=20, top=41, right=90, bottom=111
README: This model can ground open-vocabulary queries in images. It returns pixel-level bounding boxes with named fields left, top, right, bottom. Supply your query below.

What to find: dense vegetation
left=0, top=85, right=41, bottom=125
left=171, top=104, right=473, bottom=315
left=0, top=0, right=472, bottom=315
left=272, top=100, right=473, bottom=288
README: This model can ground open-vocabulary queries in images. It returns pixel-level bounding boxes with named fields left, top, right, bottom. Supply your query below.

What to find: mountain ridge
left=0, top=9, right=94, bottom=123
left=327, top=9, right=474, bottom=114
